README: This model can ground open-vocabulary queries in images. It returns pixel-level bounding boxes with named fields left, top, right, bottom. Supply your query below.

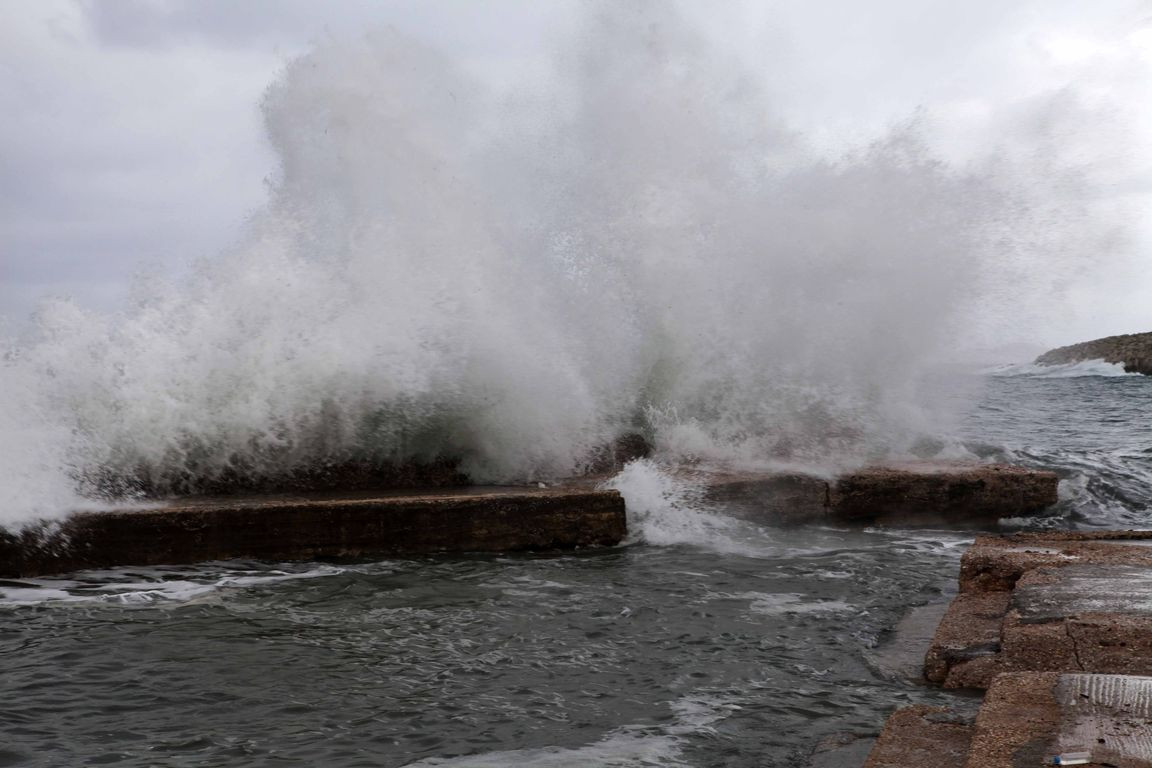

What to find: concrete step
left=864, top=704, right=976, bottom=768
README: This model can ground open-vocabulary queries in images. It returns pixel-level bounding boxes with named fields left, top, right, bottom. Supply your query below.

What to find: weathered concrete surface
left=963, top=672, right=1063, bottom=768
left=1036, top=330, right=1152, bottom=375
left=0, top=487, right=627, bottom=578
left=863, top=704, right=976, bottom=768
left=924, top=591, right=1011, bottom=688
left=868, top=673, right=1152, bottom=768
left=927, top=532, right=1152, bottom=687
left=960, top=531, right=1152, bottom=593
left=698, top=462, right=1058, bottom=527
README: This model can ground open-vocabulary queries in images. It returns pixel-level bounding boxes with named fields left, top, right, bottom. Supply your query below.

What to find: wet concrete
left=867, top=672, right=1152, bottom=767
left=0, top=486, right=627, bottom=578
left=0, top=461, right=1057, bottom=579
left=928, top=532, right=1152, bottom=688
left=868, top=601, right=952, bottom=682
left=863, top=704, right=977, bottom=768
left=700, top=462, right=1058, bottom=527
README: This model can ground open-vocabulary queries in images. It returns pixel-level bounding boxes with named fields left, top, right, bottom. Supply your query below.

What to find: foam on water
left=0, top=564, right=344, bottom=607
left=986, top=359, right=1139, bottom=378
left=403, top=693, right=740, bottom=768
left=603, top=460, right=721, bottom=546
left=0, top=2, right=1124, bottom=525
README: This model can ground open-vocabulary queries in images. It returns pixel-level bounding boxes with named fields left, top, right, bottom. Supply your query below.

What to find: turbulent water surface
left=2, top=370, right=1148, bottom=768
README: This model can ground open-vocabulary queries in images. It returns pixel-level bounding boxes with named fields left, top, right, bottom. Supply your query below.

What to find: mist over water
left=0, top=3, right=1119, bottom=524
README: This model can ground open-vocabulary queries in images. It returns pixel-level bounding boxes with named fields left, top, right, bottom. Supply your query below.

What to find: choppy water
left=967, top=364, right=1152, bottom=529
left=1, top=369, right=1149, bottom=768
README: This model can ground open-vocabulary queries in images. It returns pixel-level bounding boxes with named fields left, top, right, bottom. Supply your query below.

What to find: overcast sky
left=2, top=0, right=1150, bottom=348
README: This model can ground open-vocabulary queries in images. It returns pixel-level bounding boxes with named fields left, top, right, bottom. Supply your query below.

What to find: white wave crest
left=986, top=359, right=1138, bottom=378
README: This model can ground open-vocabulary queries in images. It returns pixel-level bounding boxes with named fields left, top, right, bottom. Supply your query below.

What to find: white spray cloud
left=0, top=2, right=1138, bottom=524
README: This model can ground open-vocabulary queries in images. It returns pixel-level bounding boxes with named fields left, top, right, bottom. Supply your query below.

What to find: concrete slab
left=1014, top=565, right=1152, bottom=620
left=925, top=592, right=1011, bottom=688
left=928, top=533, right=1152, bottom=688
left=963, top=672, right=1063, bottom=768
left=697, top=462, right=1058, bottom=527
left=0, top=486, right=627, bottom=578
left=0, top=460, right=1056, bottom=577
left=863, top=704, right=976, bottom=768
left=869, top=673, right=1152, bottom=768
left=1054, top=674, right=1152, bottom=765
left=960, top=532, right=1152, bottom=594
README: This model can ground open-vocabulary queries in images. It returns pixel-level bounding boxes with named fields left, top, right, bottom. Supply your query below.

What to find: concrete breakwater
left=1036, top=330, right=1152, bottom=375
left=0, top=488, right=628, bottom=579
left=702, top=462, right=1058, bottom=527
left=0, top=461, right=1058, bottom=578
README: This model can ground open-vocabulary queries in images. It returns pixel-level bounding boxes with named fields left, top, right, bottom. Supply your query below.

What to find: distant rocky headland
left=1035, top=331, right=1152, bottom=375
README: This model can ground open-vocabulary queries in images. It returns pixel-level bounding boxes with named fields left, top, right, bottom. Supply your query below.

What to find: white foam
left=0, top=5, right=1117, bottom=523
left=0, top=565, right=344, bottom=607
left=708, top=590, right=855, bottom=616
left=985, top=360, right=1138, bottom=378
left=402, top=693, right=739, bottom=767
left=601, top=460, right=763, bottom=553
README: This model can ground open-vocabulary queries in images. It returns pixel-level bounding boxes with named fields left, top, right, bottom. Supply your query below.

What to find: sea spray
left=602, top=459, right=713, bottom=547
left=0, top=3, right=1110, bottom=524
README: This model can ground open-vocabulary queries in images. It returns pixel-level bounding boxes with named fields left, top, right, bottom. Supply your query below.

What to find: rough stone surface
left=862, top=704, right=976, bottom=768
left=1036, top=330, right=1152, bottom=375
left=963, top=672, right=1063, bottom=768
left=699, top=462, right=1058, bottom=527
left=959, top=531, right=1152, bottom=593
left=1054, top=673, right=1152, bottom=765
left=925, top=591, right=1011, bottom=687
left=830, top=463, right=1058, bottom=526
left=928, top=532, right=1152, bottom=688
left=0, top=487, right=627, bottom=578
left=871, top=673, right=1152, bottom=767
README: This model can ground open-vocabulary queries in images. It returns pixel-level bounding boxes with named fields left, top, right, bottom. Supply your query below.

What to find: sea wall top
left=1035, top=331, right=1152, bottom=375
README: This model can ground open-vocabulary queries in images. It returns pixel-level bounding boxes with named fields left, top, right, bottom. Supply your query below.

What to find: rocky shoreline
left=1035, top=331, right=1152, bottom=375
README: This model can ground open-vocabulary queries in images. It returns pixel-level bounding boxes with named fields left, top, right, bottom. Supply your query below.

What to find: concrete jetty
left=0, top=460, right=1058, bottom=578
left=0, top=486, right=627, bottom=579
left=867, top=672, right=1152, bottom=768
left=926, top=531, right=1152, bottom=688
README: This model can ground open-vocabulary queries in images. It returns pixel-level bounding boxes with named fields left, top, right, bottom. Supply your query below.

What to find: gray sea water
left=1, top=369, right=1148, bottom=767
